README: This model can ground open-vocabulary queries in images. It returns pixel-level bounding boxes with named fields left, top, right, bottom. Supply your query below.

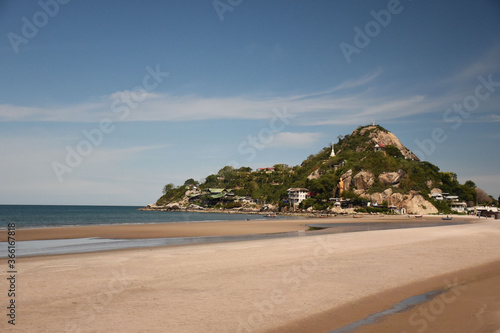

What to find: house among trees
left=450, top=202, right=467, bottom=213
left=431, top=191, right=468, bottom=212
left=257, top=167, right=275, bottom=173
left=287, top=188, right=309, bottom=206
left=373, top=142, right=386, bottom=152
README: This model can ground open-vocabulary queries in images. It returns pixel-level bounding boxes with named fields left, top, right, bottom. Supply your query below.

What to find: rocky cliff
left=353, top=125, right=419, bottom=160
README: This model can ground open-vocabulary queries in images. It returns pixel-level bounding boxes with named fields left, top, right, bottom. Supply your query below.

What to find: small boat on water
left=442, top=216, right=453, bottom=221
left=353, top=215, right=363, bottom=218
left=414, top=215, right=423, bottom=218
left=264, top=213, right=277, bottom=218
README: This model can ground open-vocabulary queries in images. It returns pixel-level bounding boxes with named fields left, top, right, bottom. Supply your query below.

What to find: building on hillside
left=287, top=188, right=309, bottom=206
left=207, top=188, right=226, bottom=194
left=235, top=196, right=255, bottom=204
left=431, top=192, right=460, bottom=202
left=257, top=167, right=274, bottom=173
left=201, top=188, right=234, bottom=200
left=431, top=192, right=444, bottom=201
left=330, top=143, right=335, bottom=157
left=373, top=143, right=386, bottom=152
left=444, top=194, right=459, bottom=202
left=188, top=193, right=202, bottom=201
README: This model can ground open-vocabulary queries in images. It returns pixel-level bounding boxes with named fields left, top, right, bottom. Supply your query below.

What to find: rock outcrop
left=353, top=170, right=375, bottom=190
left=340, top=169, right=353, bottom=191
left=166, top=202, right=181, bottom=210
left=187, top=204, right=205, bottom=210
left=400, top=192, right=438, bottom=215
left=261, top=204, right=278, bottom=212
left=307, top=168, right=320, bottom=180
left=378, top=170, right=404, bottom=185
left=430, top=188, right=442, bottom=194
left=354, top=125, right=419, bottom=160
left=361, top=189, right=438, bottom=215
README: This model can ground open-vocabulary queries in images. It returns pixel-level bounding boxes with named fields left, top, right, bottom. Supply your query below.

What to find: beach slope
left=2, top=219, right=500, bottom=332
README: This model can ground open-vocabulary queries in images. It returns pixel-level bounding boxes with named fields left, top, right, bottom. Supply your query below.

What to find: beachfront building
left=287, top=188, right=309, bottom=206
left=450, top=202, right=467, bottom=213
left=467, top=206, right=499, bottom=215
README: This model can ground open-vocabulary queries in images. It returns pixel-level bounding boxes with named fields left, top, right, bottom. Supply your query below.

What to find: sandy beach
left=0, top=214, right=467, bottom=241
left=1, top=218, right=312, bottom=241
left=2, top=215, right=500, bottom=332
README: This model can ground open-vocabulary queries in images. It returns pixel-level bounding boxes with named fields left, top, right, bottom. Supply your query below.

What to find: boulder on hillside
left=340, top=169, right=353, bottom=191
left=187, top=204, right=205, bottom=210
left=363, top=188, right=393, bottom=205
left=401, top=192, right=438, bottom=215
left=353, top=170, right=375, bottom=190
left=362, top=189, right=438, bottom=215
left=261, top=204, right=278, bottom=212
left=307, top=168, right=321, bottom=180
left=430, top=188, right=442, bottom=194
left=166, top=202, right=181, bottom=210
left=378, top=170, right=404, bottom=185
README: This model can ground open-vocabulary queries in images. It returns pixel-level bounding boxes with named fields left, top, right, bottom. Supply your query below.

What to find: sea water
left=0, top=205, right=282, bottom=257
left=0, top=204, right=267, bottom=229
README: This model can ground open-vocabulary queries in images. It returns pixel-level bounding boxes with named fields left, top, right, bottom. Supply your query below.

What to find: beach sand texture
left=1, top=216, right=500, bottom=332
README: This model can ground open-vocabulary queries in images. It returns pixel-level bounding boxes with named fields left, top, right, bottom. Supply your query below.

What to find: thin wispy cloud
left=0, top=72, right=433, bottom=125
left=268, top=132, right=322, bottom=148
left=448, top=43, right=500, bottom=83
left=331, top=67, right=382, bottom=91
left=0, top=61, right=497, bottom=128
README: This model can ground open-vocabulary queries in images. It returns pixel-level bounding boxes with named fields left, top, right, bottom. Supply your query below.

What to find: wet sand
left=1, top=219, right=311, bottom=241
left=0, top=214, right=475, bottom=241
left=1, top=215, right=499, bottom=332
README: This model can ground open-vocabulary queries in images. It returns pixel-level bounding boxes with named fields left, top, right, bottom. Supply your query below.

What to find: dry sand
left=1, top=216, right=500, bottom=332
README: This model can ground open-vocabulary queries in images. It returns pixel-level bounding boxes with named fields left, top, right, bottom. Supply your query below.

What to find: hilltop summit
left=351, top=125, right=419, bottom=161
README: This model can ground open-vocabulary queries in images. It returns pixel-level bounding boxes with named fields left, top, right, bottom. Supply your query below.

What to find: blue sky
left=1, top=0, right=499, bottom=205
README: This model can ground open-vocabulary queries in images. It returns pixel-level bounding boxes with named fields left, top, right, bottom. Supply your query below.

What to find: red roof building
left=374, top=143, right=386, bottom=151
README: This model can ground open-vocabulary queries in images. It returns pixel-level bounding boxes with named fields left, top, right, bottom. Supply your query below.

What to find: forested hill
left=154, top=124, right=495, bottom=213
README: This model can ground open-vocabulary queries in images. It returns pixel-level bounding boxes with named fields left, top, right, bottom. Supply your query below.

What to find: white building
left=373, top=143, right=386, bottom=152
left=431, top=192, right=460, bottom=202
left=287, top=188, right=309, bottom=206
left=467, top=206, right=499, bottom=214
left=450, top=202, right=467, bottom=213
left=431, top=192, right=444, bottom=201
left=330, top=144, right=335, bottom=157
left=444, top=195, right=459, bottom=202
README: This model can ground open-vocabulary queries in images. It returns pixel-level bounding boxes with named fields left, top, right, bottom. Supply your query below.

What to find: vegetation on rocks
left=154, top=124, right=495, bottom=213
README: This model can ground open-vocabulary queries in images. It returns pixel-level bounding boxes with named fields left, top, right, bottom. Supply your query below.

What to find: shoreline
left=0, top=214, right=481, bottom=242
